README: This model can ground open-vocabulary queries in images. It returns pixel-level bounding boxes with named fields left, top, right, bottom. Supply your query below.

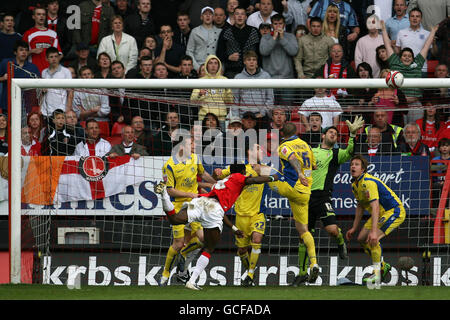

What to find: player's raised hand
left=346, top=115, right=365, bottom=137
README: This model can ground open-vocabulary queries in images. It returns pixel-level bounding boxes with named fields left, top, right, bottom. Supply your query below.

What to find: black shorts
left=308, top=194, right=337, bottom=232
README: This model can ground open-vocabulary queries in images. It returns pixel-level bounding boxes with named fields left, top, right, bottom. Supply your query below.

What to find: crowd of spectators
left=0, top=0, right=448, bottom=167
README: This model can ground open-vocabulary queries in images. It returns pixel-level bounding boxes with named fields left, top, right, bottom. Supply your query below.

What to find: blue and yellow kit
left=277, top=135, right=315, bottom=194
left=352, top=173, right=406, bottom=235
left=219, top=163, right=269, bottom=247
left=267, top=135, right=316, bottom=224
left=162, top=154, right=204, bottom=237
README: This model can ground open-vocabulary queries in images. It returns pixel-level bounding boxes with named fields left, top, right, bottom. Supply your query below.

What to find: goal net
left=7, top=75, right=450, bottom=287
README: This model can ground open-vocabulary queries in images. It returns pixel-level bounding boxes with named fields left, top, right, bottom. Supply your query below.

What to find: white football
left=385, top=70, right=404, bottom=89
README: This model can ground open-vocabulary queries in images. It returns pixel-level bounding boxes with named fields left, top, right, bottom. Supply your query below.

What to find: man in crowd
left=107, top=125, right=148, bottom=159
left=259, top=14, right=298, bottom=105
left=74, top=118, right=112, bottom=157
left=217, top=6, right=260, bottom=79
left=22, top=6, right=62, bottom=73
left=186, top=6, right=221, bottom=72
left=247, top=0, right=277, bottom=29
left=173, top=11, right=192, bottom=52
left=155, top=24, right=186, bottom=77
left=295, top=17, right=334, bottom=79
left=124, top=0, right=155, bottom=49
left=74, top=0, right=114, bottom=55
left=41, top=47, right=73, bottom=118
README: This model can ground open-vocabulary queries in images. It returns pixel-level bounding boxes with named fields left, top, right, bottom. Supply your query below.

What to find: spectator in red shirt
left=46, top=0, right=71, bottom=58
left=415, top=100, right=445, bottom=153
left=21, top=126, right=41, bottom=156
left=314, top=43, right=356, bottom=99
left=22, top=7, right=62, bottom=73
left=73, top=0, right=115, bottom=56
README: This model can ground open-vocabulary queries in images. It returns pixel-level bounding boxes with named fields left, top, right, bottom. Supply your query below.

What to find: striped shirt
left=22, top=27, right=61, bottom=72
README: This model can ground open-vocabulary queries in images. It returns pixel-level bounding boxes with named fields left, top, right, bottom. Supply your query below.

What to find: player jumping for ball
left=154, top=163, right=278, bottom=290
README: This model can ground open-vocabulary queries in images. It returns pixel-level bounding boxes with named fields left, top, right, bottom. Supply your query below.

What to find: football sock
left=297, top=243, right=309, bottom=276
left=371, top=242, right=382, bottom=265
left=238, top=251, right=250, bottom=271
left=301, top=231, right=317, bottom=267
left=361, top=242, right=372, bottom=258
left=162, top=245, right=179, bottom=278
left=361, top=241, right=382, bottom=265
left=181, top=237, right=203, bottom=258
left=189, top=251, right=210, bottom=284
left=248, top=243, right=261, bottom=280
left=336, top=228, right=345, bottom=245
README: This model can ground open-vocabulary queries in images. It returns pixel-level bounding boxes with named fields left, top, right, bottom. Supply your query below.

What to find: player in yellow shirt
left=264, top=122, right=320, bottom=283
left=346, top=154, right=406, bottom=284
left=159, top=136, right=215, bottom=286
left=213, top=144, right=269, bottom=287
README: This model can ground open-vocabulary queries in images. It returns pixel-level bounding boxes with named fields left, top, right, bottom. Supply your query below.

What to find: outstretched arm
left=223, top=214, right=244, bottom=238
left=380, top=20, right=394, bottom=58
left=245, top=174, right=278, bottom=185
left=420, top=25, right=438, bottom=59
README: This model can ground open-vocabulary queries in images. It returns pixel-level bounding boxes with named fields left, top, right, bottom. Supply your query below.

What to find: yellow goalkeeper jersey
left=218, top=163, right=269, bottom=217
left=278, top=135, right=315, bottom=194
left=162, top=154, right=205, bottom=210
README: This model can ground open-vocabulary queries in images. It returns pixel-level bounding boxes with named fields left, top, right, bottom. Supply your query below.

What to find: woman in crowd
left=143, top=35, right=158, bottom=60
left=416, top=99, right=445, bottom=153
left=97, top=15, right=139, bottom=73
left=322, top=4, right=350, bottom=61
left=95, top=52, right=113, bottom=79
left=27, top=111, right=46, bottom=143
left=350, top=62, right=377, bottom=124
left=375, top=45, right=389, bottom=72
left=370, top=69, right=407, bottom=126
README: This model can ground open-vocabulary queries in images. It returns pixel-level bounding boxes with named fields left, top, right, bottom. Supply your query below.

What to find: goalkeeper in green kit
left=292, top=115, right=365, bottom=286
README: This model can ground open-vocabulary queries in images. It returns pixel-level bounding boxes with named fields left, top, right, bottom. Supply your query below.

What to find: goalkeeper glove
left=346, top=115, right=365, bottom=138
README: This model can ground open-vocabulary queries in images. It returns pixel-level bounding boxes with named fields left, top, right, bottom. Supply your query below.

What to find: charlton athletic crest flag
left=21, top=155, right=145, bottom=205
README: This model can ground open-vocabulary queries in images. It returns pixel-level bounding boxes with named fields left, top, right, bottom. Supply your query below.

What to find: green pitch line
left=0, top=284, right=448, bottom=300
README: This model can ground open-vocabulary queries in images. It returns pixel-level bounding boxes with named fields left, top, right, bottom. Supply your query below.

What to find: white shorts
left=186, top=197, right=225, bottom=232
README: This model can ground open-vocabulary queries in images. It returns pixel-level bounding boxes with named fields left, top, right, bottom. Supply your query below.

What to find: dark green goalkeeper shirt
left=311, top=137, right=354, bottom=195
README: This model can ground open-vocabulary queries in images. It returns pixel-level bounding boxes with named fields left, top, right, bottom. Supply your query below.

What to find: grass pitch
left=0, top=284, right=448, bottom=300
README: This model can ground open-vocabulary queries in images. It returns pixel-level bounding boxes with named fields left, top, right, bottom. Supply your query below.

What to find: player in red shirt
left=22, top=7, right=62, bottom=73
left=154, top=163, right=278, bottom=290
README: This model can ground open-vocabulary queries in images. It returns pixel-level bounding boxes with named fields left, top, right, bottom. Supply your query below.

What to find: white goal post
left=9, top=77, right=450, bottom=284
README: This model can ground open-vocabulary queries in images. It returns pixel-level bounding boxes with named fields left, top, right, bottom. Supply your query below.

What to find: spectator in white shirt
left=41, top=47, right=73, bottom=117
left=299, top=86, right=343, bottom=131
left=74, top=118, right=111, bottom=157
left=247, top=0, right=277, bottom=29
left=395, top=7, right=438, bottom=75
